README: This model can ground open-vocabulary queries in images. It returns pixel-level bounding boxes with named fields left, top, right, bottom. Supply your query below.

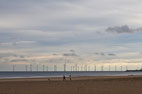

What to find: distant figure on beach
left=63, top=75, right=66, bottom=81
left=69, top=75, right=72, bottom=81
left=48, top=78, right=50, bottom=81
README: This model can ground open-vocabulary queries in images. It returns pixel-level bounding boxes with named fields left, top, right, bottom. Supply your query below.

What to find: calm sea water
left=0, top=71, right=142, bottom=78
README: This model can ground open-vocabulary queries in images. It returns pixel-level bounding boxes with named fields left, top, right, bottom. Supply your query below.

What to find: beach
left=0, top=76, right=142, bottom=94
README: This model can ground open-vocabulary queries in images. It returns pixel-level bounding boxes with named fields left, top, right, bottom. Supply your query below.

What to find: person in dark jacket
left=69, top=75, right=72, bottom=81
left=63, top=75, right=66, bottom=81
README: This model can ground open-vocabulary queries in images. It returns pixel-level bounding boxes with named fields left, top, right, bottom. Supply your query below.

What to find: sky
left=0, top=0, right=142, bottom=71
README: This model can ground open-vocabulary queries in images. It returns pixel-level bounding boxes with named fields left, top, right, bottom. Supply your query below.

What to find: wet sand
left=0, top=76, right=142, bottom=94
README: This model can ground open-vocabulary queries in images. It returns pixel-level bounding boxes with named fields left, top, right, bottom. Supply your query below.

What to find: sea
left=0, top=71, right=142, bottom=79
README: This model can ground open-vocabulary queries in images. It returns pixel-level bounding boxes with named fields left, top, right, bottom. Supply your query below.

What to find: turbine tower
left=25, top=65, right=28, bottom=72
left=64, top=63, right=66, bottom=71
left=13, top=64, right=15, bottom=72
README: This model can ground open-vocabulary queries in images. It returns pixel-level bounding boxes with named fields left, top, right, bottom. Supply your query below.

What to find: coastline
left=1, top=71, right=142, bottom=79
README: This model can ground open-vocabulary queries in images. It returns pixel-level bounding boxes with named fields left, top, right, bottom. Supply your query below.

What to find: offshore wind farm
left=10, top=63, right=142, bottom=72
left=0, top=63, right=142, bottom=79
left=11, top=64, right=116, bottom=72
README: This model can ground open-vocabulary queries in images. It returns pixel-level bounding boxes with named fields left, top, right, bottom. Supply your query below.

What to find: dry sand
left=0, top=76, right=142, bottom=94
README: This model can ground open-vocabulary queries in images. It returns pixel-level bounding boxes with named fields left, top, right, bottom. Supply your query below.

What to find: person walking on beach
left=69, top=75, right=72, bottom=81
left=63, top=75, right=66, bottom=81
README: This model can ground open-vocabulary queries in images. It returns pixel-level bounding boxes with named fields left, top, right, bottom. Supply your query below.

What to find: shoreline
left=0, top=71, right=142, bottom=79
left=0, top=75, right=141, bottom=81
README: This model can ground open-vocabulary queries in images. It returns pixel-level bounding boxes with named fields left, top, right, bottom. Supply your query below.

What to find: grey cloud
left=94, top=52, right=116, bottom=57
left=14, top=55, right=28, bottom=58
left=70, top=49, right=75, bottom=53
left=63, top=53, right=78, bottom=57
left=108, top=53, right=116, bottom=56
left=10, top=59, right=29, bottom=62
left=94, top=52, right=105, bottom=56
left=106, top=25, right=142, bottom=34
left=106, top=25, right=133, bottom=33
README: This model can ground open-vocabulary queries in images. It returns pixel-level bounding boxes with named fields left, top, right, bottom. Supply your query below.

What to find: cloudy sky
left=0, top=0, right=142, bottom=71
